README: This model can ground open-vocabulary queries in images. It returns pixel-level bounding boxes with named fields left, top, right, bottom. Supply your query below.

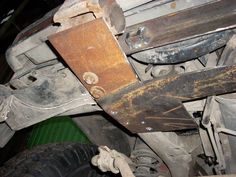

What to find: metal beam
left=99, top=64, right=236, bottom=133
left=119, top=0, right=236, bottom=54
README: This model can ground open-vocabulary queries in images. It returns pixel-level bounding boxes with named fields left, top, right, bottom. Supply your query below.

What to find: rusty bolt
left=83, top=72, right=99, bottom=85
left=90, top=86, right=106, bottom=99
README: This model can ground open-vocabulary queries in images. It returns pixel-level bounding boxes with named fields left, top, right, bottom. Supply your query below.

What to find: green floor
left=27, top=117, right=90, bottom=148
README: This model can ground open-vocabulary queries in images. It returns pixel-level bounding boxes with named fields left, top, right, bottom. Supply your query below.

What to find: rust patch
left=49, top=18, right=137, bottom=98
left=99, top=64, right=236, bottom=133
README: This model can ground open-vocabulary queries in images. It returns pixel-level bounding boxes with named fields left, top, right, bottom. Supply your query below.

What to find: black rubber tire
left=0, top=142, right=111, bottom=177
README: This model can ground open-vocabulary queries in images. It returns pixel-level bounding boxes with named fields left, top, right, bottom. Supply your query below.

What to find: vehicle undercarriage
left=0, top=0, right=236, bottom=176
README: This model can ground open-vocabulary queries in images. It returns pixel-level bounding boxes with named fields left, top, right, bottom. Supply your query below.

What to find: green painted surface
left=27, top=117, right=90, bottom=148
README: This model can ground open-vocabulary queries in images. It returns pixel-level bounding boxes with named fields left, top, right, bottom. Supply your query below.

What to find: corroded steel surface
left=119, top=0, right=236, bottom=54
left=99, top=64, right=236, bottom=133
left=49, top=18, right=137, bottom=98
left=49, top=3, right=236, bottom=133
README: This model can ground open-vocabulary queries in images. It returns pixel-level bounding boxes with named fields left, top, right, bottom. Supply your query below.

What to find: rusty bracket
left=49, top=18, right=137, bottom=99
left=99, top=64, right=236, bottom=133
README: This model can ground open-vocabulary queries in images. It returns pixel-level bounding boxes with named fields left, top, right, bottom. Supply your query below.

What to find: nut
left=90, top=86, right=106, bottom=99
left=83, top=72, right=99, bottom=85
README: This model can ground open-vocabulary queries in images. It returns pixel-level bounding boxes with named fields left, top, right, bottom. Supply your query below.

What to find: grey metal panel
left=0, top=123, right=15, bottom=147
left=116, top=0, right=154, bottom=11
left=125, top=0, right=215, bottom=26
left=25, top=43, right=57, bottom=64
left=216, top=95, right=236, bottom=173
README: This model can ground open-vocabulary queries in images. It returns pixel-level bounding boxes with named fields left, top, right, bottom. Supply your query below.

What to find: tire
left=0, top=142, right=111, bottom=177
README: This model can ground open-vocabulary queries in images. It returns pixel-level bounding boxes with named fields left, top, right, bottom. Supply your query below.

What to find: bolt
left=141, top=121, right=145, bottom=124
left=110, top=111, right=117, bottom=115
left=159, top=69, right=169, bottom=75
left=61, top=72, right=67, bottom=78
left=90, top=86, right=106, bottom=99
left=152, top=65, right=173, bottom=78
left=146, top=127, right=153, bottom=131
left=83, top=72, right=99, bottom=85
left=31, top=70, right=37, bottom=75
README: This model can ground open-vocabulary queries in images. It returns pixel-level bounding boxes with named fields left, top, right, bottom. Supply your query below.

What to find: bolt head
left=146, top=127, right=153, bottom=131
left=90, top=86, right=106, bottom=99
left=83, top=72, right=99, bottom=85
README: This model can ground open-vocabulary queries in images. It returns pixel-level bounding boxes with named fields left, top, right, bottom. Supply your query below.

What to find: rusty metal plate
left=49, top=18, right=137, bottom=98
left=119, top=0, right=236, bottom=54
left=99, top=64, right=236, bottom=133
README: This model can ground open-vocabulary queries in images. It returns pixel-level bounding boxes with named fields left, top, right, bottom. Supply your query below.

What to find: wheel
left=0, top=142, right=112, bottom=177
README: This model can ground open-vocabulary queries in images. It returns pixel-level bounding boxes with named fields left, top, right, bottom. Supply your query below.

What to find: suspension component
left=92, top=146, right=135, bottom=177
left=131, top=148, right=169, bottom=177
